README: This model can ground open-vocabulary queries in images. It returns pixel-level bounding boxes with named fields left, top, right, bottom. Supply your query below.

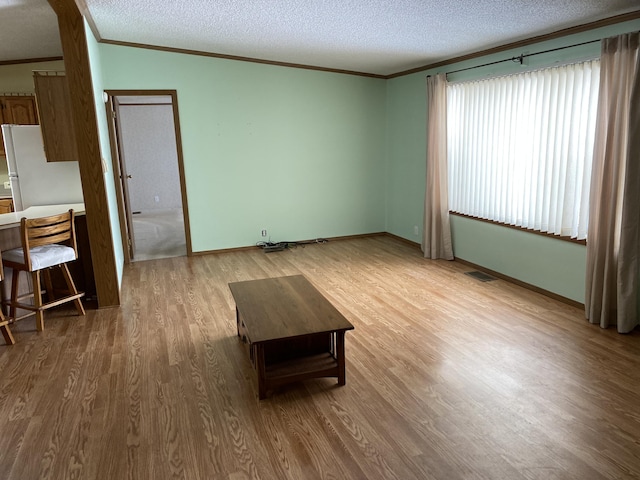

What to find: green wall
left=98, top=45, right=387, bottom=252
left=450, top=216, right=587, bottom=300
left=385, top=18, right=640, bottom=304
left=91, top=17, right=640, bottom=303
left=385, top=72, right=427, bottom=244
left=85, top=20, right=125, bottom=286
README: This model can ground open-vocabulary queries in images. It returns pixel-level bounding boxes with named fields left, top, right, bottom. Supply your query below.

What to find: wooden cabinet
left=33, top=72, right=78, bottom=162
left=0, top=198, right=13, bottom=213
left=0, top=95, right=39, bottom=155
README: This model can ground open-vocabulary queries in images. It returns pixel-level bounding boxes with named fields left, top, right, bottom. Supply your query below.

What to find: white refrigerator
left=1, top=124, right=84, bottom=211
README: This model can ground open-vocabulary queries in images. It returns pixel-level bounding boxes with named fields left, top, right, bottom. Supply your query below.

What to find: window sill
left=449, top=212, right=587, bottom=246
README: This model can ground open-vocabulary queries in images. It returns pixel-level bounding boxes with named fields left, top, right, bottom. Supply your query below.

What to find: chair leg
left=60, top=264, right=85, bottom=316
left=9, top=268, right=20, bottom=323
left=32, top=270, right=44, bottom=332
left=43, top=269, right=55, bottom=303
left=0, top=312, right=15, bottom=345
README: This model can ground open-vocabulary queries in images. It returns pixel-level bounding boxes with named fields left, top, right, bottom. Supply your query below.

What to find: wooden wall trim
left=73, top=0, right=102, bottom=43
left=190, top=245, right=258, bottom=256
left=388, top=10, right=640, bottom=78
left=0, top=57, right=64, bottom=66
left=98, top=39, right=387, bottom=79
left=104, top=96, right=131, bottom=264
left=381, top=232, right=583, bottom=308
left=47, top=0, right=121, bottom=307
left=449, top=212, right=587, bottom=246
left=191, top=230, right=583, bottom=309
left=19, top=9, right=636, bottom=80
left=170, top=92, right=193, bottom=256
left=384, top=232, right=422, bottom=249
left=117, top=103, right=172, bottom=107
left=453, top=257, right=584, bottom=309
left=103, top=89, right=193, bottom=258
left=191, top=233, right=386, bottom=256
left=90, top=10, right=638, bottom=79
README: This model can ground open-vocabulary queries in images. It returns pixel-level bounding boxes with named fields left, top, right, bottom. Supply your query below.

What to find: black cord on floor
left=256, top=238, right=329, bottom=252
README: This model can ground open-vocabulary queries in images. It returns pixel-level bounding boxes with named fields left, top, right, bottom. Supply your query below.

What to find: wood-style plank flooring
left=1, top=235, right=639, bottom=480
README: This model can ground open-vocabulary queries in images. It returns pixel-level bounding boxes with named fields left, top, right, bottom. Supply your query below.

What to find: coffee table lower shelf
left=245, top=332, right=347, bottom=399
left=265, top=351, right=340, bottom=387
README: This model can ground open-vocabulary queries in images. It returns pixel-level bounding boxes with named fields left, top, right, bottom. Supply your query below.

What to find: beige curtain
left=586, top=32, right=640, bottom=333
left=423, top=74, right=453, bottom=260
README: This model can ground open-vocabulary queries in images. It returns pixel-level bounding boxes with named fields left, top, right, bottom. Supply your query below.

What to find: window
left=447, top=60, right=600, bottom=240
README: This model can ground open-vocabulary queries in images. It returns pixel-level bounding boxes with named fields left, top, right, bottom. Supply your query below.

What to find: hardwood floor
left=1, top=235, right=639, bottom=480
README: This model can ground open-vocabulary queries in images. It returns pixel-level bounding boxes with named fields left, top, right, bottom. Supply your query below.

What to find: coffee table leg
left=336, top=331, right=346, bottom=386
left=256, top=343, right=267, bottom=399
left=236, top=307, right=240, bottom=336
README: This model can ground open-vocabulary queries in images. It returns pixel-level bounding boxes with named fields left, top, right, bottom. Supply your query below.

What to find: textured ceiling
left=0, top=0, right=62, bottom=62
left=2, top=0, right=640, bottom=75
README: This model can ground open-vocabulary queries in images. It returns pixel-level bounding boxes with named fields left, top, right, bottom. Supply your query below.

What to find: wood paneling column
left=47, top=0, right=120, bottom=307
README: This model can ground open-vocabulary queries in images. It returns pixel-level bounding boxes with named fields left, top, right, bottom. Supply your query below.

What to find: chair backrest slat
left=26, top=221, right=72, bottom=246
left=28, top=230, right=71, bottom=247
left=25, top=212, right=71, bottom=228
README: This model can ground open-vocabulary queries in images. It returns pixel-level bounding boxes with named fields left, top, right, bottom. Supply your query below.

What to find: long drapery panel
left=586, top=32, right=640, bottom=333
left=423, top=73, right=454, bottom=260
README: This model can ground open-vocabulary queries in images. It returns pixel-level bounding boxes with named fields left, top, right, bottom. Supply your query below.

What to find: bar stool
left=0, top=304, right=16, bottom=345
left=0, top=315, right=14, bottom=345
left=2, top=209, right=85, bottom=332
left=0, top=255, right=15, bottom=344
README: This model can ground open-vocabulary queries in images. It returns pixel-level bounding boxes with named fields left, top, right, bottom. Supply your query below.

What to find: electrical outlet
left=154, top=195, right=160, bottom=203
left=261, top=229, right=267, bottom=237
left=414, top=225, right=419, bottom=236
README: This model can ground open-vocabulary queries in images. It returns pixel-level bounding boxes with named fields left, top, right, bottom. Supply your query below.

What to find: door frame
left=106, top=96, right=136, bottom=260
left=104, top=89, right=192, bottom=263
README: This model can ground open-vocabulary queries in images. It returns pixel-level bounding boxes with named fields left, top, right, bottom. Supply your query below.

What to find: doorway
left=106, top=90, right=191, bottom=262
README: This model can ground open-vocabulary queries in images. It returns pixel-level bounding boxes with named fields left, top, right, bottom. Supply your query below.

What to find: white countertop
left=0, top=203, right=86, bottom=230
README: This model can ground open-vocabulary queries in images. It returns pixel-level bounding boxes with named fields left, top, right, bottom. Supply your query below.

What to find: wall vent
left=464, top=271, right=497, bottom=282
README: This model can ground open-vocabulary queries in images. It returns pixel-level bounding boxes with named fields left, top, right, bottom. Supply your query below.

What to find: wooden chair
left=0, top=315, right=14, bottom=345
left=2, top=209, right=85, bottom=332
left=0, top=255, right=15, bottom=345
left=0, top=310, right=16, bottom=345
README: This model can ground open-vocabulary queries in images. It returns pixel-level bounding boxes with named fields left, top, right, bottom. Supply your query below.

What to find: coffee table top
left=229, top=275, right=354, bottom=343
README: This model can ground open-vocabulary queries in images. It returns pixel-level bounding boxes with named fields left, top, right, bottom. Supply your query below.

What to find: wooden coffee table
left=229, top=275, right=354, bottom=399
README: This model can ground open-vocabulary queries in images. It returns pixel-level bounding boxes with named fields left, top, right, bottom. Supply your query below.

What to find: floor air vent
left=464, top=270, right=497, bottom=282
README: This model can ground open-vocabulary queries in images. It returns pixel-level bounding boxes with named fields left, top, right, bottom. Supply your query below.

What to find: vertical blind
left=447, top=60, right=600, bottom=240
